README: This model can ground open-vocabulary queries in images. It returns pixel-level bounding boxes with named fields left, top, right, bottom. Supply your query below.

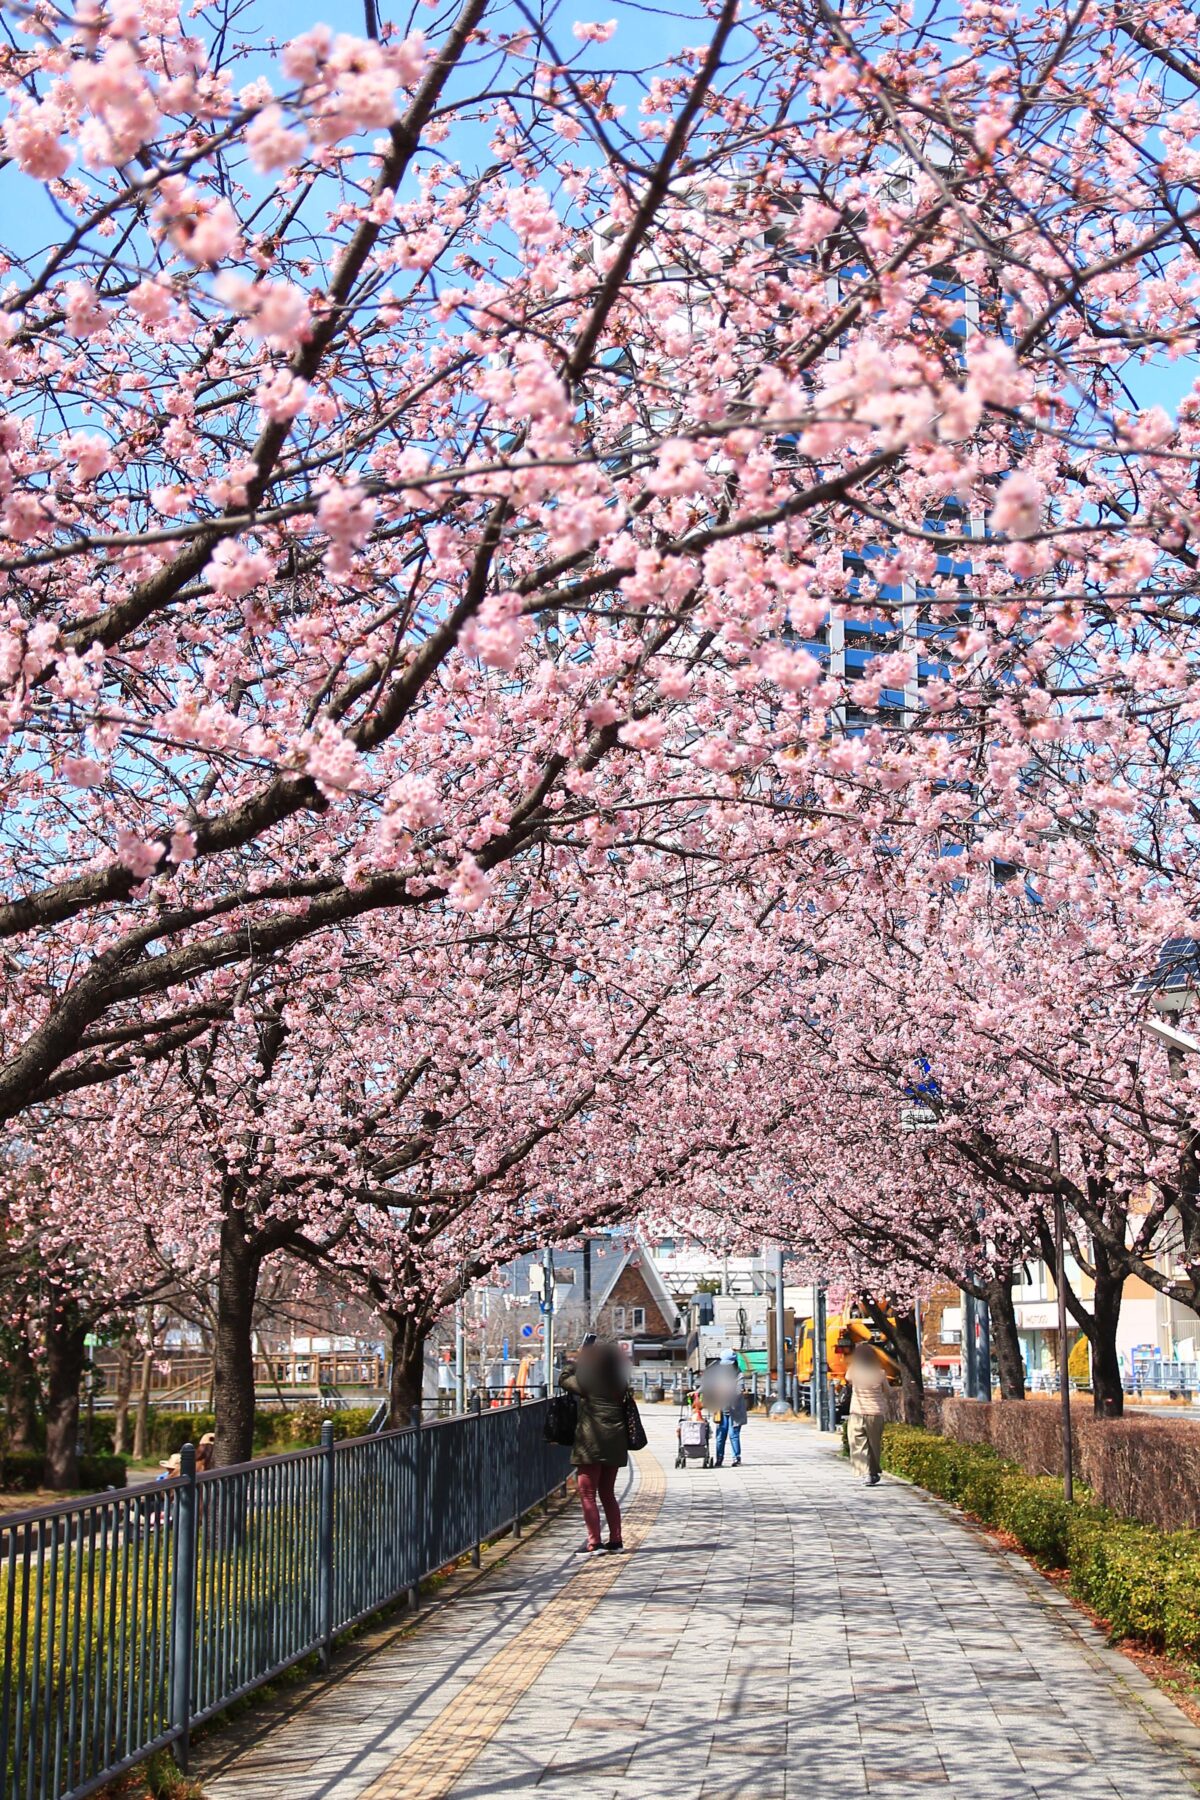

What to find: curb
left=879, top=1468, right=1200, bottom=1789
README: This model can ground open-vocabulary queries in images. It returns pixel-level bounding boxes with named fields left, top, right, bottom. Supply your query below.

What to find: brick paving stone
left=199, top=1412, right=1200, bottom=1800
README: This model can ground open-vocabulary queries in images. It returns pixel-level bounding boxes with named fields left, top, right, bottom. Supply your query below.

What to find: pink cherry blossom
left=990, top=471, right=1046, bottom=539
left=114, top=830, right=165, bottom=878
left=203, top=539, right=273, bottom=597
left=3, top=97, right=72, bottom=180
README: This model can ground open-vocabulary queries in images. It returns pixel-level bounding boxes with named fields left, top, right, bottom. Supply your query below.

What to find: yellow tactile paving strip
left=359, top=1447, right=665, bottom=1800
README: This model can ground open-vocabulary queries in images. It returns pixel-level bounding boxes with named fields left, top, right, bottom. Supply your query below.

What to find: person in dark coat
left=560, top=1339, right=629, bottom=1554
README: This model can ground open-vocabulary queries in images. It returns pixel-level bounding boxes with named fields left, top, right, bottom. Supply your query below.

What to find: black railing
left=0, top=1397, right=570, bottom=1800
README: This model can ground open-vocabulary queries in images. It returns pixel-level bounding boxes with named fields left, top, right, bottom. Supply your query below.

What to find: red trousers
left=576, top=1462, right=622, bottom=1547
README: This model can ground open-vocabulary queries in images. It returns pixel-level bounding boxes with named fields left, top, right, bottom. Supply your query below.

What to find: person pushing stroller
left=700, top=1350, right=748, bottom=1467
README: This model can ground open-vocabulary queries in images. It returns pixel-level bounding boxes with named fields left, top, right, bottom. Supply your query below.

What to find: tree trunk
left=4, top=1333, right=40, bottom=1452
left=387, top=1313, right=430, bottom=1423
left=213, top=1219, right=263, bottom=1467
left=1089, top=1248, right=1125, bottom=1418
left=985, top=1274, right=1026, bottom=1400
left=132, top=1347, right=154, bottom=1462
left=44, top=1304, right=87, bottom=1491
left=111, top=1339, right=136, bottom=1456
left=891, top=1307, right=925, bottom=1425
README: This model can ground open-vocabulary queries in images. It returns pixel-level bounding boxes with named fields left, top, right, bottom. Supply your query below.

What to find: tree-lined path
left=196, top=1415, right=1200, bottom=1800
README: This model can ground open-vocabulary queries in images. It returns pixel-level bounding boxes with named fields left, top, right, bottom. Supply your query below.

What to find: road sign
left=520, top=1323, right=534, bottom=1340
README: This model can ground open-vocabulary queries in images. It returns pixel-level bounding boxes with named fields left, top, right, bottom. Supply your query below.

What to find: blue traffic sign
left=520, top=1324, right=534, bottom=1339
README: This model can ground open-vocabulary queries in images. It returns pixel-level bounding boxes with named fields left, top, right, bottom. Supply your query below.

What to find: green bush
left=330, top=1406, right=378, bottom=1441
left=78, top=1453, right=126, bottom=1489
left=148, top=1411, right=216, bottom=1456
left=287, top=1400, right=327, bottom=1445
left=1, top=1449, right=46, bottom=1491
left=881, top=1425, right=1000, bottom=1508
left=1, top=1449, right=126, bottom=1492
left=1067, top=1513, right=1200, bottom=1658
left=994, top=1474, right=1074, bottom=1567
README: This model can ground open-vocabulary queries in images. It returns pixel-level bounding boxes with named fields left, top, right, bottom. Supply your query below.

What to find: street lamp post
left=810, top=1286, right=828, bottom=1428
left=769, top=1244, right=791, bottom=1416
left=455, top=1298, right=466, bottom=1414
left=542, top=1246, right=555, bottom=1397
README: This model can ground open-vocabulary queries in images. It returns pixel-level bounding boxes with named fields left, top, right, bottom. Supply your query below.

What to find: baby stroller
left=675, top=1396, right=713, bottom=1469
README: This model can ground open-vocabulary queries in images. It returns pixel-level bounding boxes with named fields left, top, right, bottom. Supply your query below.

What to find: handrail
left=0, top=1396, right=569, bottom=1800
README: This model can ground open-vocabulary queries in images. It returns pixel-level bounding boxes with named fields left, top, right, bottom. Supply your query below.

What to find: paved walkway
left=199, top=1413, right=1200, bottom=1800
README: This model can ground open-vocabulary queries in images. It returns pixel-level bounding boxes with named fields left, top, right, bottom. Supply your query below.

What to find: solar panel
left=1134, top=938, right=1200, bottom=994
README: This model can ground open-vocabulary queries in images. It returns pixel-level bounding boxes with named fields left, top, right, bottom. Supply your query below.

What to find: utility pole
left=582, top=1237, right=592, bottom=1333
left=1051, top=1128, right=1074, bottom=1503
left=455, top=1298, right=466, bottom=1414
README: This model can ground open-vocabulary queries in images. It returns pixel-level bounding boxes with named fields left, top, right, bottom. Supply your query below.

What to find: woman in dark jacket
left=560, top=1339, right=629, bottom=1554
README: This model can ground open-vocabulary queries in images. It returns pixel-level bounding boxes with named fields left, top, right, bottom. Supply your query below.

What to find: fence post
left=471, top=1393, right=482, bottom=1567
left=513, top=1388, right=522, bottom=1537
left=319, top=1419, right=335, bottom=1671
left=170, top=1443, right=198, bottom=1773
left=408, top=1405, right=422, bottom=1611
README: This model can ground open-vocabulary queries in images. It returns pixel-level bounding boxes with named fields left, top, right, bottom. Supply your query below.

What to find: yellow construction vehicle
left=796, top=1312, right=900, bottom=1394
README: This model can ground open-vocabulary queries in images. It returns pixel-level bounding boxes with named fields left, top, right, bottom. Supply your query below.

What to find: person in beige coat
left=847, top=1345, right=889, bottom=1485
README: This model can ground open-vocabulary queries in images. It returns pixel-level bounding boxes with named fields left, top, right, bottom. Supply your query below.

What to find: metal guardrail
left=0, top=1396, right=570, bottom=1800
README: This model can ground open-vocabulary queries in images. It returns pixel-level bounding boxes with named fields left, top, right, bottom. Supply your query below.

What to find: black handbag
left=544, top=1391, right=578, bottom=1447
left=624, top=1390, right=648, bottom=1451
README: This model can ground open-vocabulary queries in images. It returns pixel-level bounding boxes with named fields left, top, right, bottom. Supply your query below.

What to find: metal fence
left=1, top=1397, right=570, bottom=1800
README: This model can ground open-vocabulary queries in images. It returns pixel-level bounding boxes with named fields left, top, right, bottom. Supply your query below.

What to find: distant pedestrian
left=560, top=1338, right=630, bottom=1554
left=847, top=1345, right=889, bottom=1485
left=703, top=1350, right=748, bottom=1467
left=196, top=1432, right=216, bottom=1472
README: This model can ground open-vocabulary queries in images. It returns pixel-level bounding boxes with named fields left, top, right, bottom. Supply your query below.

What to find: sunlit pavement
left=199, top=1411, right=1200, bottom=1800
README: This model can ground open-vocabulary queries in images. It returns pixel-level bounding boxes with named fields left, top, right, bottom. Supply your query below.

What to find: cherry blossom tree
left=3, top=0, right=1200, bottom=1154
left=27, top=849, right=802, bottom=1460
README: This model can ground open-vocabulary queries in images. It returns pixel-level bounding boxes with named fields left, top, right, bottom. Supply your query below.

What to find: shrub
left=82, top=1415, right=116, bottom=1454
left=1, top=1450, right=126, bottom=1493
left=939, top=1398, right=992, bottom=1446
left=993, top=1473, right=1074, bottom=1568
left=330, top=1407, right=378, bottom=1441
left=287, top=1401, right=327, bottom=1446
left=147, top=1411, right=216, bottom=1457
left=77, top=1454, right=126, bottom=1489
left=1067, top=1513, right=1200, bottom=1658
left=932, top=1399, right=1200, bottom=1534
left=1, top=1449, right=46, bottom=1492
left=1075, top=1419, right=1200, bottom=1534
left=253, top=1410, right=293, bottom=1450
left=986, top=1401, right=1065, bottom=1479
left=882, top=1424, right=999, bottom=1508
left=957, top=1458, right=1008, bottom=1526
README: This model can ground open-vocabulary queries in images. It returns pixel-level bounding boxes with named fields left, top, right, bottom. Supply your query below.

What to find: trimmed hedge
left=0, top=1451, right=127, bottom=1493
left=883, top=1425, right=1200, bottom=1660
left=145, top=1403, right=379, bottom=1458
left=925, top=1398, right=1200, bottom=1533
